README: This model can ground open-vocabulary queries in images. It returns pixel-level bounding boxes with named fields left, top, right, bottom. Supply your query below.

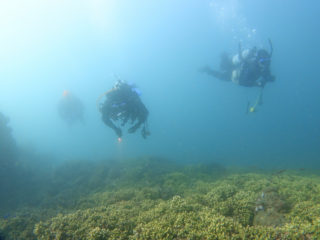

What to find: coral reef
left=1, top=158, right=320, bottom=239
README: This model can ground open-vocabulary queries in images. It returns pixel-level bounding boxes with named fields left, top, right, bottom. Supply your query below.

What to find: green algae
left=1, top=158, right=320, bottom=239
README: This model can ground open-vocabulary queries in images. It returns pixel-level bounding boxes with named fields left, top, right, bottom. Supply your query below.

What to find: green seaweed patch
left=2, top=158, right=320, bottom=239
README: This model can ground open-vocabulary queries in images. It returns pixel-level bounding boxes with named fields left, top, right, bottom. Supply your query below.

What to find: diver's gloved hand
left=115, top=128, right=122, bottom=138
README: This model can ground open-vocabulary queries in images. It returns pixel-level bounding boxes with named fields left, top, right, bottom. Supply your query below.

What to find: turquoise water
left=0, top=0, right=319, bottom=168
left=1, top=1, right=320, bottom=238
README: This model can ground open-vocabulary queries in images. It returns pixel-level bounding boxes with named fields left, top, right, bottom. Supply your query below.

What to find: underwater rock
left=0, top=112, right=17, bottom=170
left=253, top=187, right=288, bottom=227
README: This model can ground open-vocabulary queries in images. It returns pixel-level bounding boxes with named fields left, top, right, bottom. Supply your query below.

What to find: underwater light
left=118, top=137, right=122, bottom=143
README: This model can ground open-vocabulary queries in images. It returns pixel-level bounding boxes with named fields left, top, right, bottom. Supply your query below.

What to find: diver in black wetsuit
left=99, top=80, right=150, bottom=139
left=201, top=39, right=275, bottom=88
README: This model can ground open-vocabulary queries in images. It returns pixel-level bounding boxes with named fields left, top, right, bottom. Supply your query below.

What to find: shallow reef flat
left=1, top=158, right=320, bottom=239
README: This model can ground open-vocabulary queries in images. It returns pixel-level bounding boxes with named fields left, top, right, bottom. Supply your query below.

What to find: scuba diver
left=201, top=39, right=275, bottom=88
left=98, top=80, right=150, bottom=139
left=58, top=90, right=84, bottom=126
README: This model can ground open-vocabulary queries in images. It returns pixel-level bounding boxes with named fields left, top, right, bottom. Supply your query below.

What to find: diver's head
left=63, top=90, right=70, bottom=97
left=114, top=80, right=125, bottom=89
left=257, top=49, right=271, bottom=67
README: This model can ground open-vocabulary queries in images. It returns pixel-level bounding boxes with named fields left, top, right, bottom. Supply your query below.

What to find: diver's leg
left=201, top=66, right=230, bottom=81
left=211, top=70, right=230, bottom=81
left=128, top=121, right=143, bottom=133
left=128, top=103, right=148, bottom=134
left=141, top=122, right=150, bottom=138
left=121, top=114, right=130, bottom=126
left=102, top=113, right=122, bottom=137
